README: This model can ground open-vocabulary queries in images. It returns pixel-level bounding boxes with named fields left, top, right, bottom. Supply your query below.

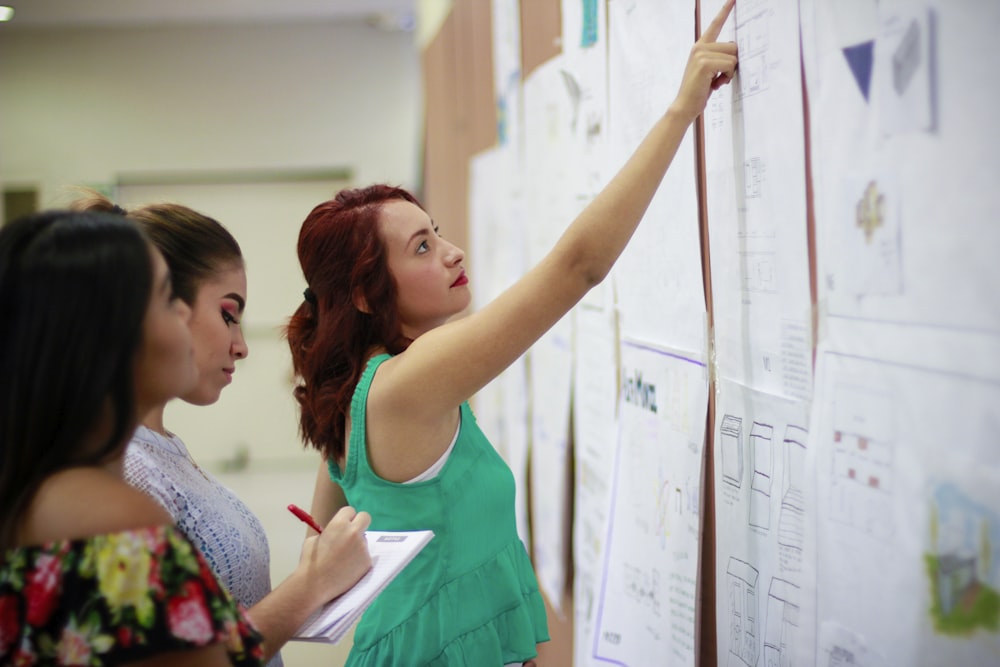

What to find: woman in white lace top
left=74, top=192, right=373, bottom=667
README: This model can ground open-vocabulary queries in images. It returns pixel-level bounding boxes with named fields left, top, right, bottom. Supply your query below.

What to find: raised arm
left=381, top=1, right=737, bottom=417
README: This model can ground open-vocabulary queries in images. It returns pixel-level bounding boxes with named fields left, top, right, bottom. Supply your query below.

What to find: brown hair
left=286, top=185, right=422, bottom=461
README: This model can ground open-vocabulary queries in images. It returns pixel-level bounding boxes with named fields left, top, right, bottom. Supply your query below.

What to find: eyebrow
left=406, top=220, right=440, bottom=247
left=223, top=292, right=246, bottom=313
left=407, top=228, right=432, bottom=248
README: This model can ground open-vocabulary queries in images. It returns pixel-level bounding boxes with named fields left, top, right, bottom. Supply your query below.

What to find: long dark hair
left=0, top=210, right=153, bottom=550
left=286, top=185, right=422, bottom=462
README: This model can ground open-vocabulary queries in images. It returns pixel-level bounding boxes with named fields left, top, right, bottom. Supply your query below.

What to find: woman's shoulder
left=22, top=467, right=172, bottom=546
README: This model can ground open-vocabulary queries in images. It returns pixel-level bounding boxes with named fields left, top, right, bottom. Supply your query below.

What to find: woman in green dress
left=287, top=3, right=737, bottom=664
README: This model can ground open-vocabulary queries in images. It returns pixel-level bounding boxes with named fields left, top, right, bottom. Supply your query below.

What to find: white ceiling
left=1, top=0, right=416, bottom=29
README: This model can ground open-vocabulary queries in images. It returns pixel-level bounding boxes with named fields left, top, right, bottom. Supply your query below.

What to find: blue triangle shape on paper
left=843, top=40, right=875, bottom=101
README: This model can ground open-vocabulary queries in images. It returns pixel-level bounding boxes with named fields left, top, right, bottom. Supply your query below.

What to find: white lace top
left=125, top=426, right=283, bottom=667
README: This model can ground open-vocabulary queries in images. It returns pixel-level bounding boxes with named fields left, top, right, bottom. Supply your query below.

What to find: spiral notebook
left=291, top=529, right=434, bottom=643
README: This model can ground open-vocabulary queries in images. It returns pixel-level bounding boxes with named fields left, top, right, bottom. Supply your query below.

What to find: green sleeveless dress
left=328, top=354, right=549, bottom=666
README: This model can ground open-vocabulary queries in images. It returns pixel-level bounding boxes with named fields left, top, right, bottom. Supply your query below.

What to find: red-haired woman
left=287, top=4, right=737, bottom=665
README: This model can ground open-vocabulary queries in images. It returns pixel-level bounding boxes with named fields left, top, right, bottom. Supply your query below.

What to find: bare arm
left=125, top=645, right=233, bottom=667
left=375, top=2, right=737, bottom=423
left=243, top=506, right=371, bottom=661
left=309, top=459, right=349, bottom=532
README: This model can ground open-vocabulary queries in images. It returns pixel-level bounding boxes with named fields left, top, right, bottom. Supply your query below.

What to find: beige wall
left=0, top=19, right=421, bottom=204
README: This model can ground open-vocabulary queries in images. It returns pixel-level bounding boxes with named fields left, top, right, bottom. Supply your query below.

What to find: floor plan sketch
left=829, top=385, right=894, bottom=540
left=740, top=252, right=778, bottom=294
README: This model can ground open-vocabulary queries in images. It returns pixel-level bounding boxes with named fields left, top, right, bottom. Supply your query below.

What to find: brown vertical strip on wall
left=454, top=0, right=498, bottom=158
left=800, top=32, right=818, bottom=372
left=692, top=0, right=719, bottom=665
left=520, top=0, right=562, bottom=79
left=422, top=1, right=497, bottom=275
left=422, top=9, right=462, bottom=232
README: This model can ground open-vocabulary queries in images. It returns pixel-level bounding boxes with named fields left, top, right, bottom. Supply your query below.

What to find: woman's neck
left=141, top=404, right=169, bottom=436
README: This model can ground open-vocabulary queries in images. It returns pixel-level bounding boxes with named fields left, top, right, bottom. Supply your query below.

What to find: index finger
left=702, top=0, right=735, bottom=43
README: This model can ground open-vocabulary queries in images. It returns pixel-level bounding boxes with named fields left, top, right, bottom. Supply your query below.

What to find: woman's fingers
left=701, top=0, right=736, bottom=43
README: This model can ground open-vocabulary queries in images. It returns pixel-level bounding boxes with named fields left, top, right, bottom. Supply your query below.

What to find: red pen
left=287, top=504, right=323, bottom=533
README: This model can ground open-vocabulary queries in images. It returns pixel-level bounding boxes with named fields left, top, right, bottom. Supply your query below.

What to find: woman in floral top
left=0, top=210, right=265, bottom=665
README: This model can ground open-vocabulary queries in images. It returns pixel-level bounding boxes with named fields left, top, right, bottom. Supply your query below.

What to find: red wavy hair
left=286, top=185, right=423, bottom=461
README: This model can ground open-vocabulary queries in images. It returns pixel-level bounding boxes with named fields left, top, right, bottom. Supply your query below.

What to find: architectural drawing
left=726, top=557, right=760, bottom=667
left=749, top=422, right=774, bottom=530
left=733, top=3, right=773, bottom=105
left=778, top=425, right=808, bottom=551
left=740, top=252, right=778, bottom=293
left=763, top=578, right=799, bottom=667
left=829, top=385, right=894, bottom=540
left=721, top=414, right=744, bottom=488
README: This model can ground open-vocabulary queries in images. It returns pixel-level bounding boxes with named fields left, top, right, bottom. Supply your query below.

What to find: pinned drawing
left=926, top=482, right=1000, bottom=636
left=829, top=385, right=894, bottom=540
left=763, top=578, right=799, bottom=667
left=855, top=181, right=884, bottom=244
left=839, top=175, right=902, bottom=298
left=727, top=557, right=760, bottom=667
left=721, top=414, right=744, bottom=488
left=876, top=6, right=936, bottom=134
left=777, top=425, right=808, bottom=552
left=749, top=422, right=774, bottom=530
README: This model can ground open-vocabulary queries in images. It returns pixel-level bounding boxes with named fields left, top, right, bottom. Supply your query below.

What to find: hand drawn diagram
left=741, top=252, right=778, bottom=294
left=749, top=422, right=774, bottom=530
left=763, top=578, right=800, bottom=667
left=829, top=385, right=894, bottom=540
left=777, top=426, right=808, bottom=553
left=731, top=1, right=778, bottom=240
left=721, top=414, right=744, bottom=488
left=727, top=557, right=760, bottom=667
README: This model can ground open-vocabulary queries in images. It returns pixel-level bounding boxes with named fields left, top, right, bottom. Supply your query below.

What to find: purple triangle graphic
left=843, top=40, right=875, bottom=101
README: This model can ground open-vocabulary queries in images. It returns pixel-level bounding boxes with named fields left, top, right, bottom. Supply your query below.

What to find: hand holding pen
left=288, top=503, right=372, bottom=605
left=288, top=504, right=325, bottom=533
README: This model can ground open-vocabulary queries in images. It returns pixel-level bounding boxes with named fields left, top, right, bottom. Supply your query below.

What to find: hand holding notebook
left=291, top=528, right=435, bottom=643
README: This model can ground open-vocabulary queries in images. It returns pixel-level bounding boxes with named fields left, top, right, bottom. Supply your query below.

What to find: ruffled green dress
left=328, top=354, right=549, bottom=666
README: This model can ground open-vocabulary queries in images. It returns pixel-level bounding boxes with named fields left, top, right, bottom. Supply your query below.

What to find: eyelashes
left=221, top=309, right=240, bottom=326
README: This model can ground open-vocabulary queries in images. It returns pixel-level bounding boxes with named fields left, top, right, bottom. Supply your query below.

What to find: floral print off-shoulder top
left=0, top=524, right=264, bottom=666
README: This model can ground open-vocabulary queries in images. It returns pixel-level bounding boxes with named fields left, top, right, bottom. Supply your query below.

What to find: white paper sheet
left=607, top=0, right=707, bottom=354
left=593, top=341, right=708, bottom=666
left=561, top=0, right=612, bottom=311
left=572, top=304, right=620, bottom=666
left=702, top=0, right=813, bottom=401
left=522, top=54, right=577, bottom=268
left=530, top=317, right=575, bottom=612
left=805, top=0, right=1000, bottom=335
left=712, top=378, right=811, bottom=667
left=801, top=346, right=1000, bottom=666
